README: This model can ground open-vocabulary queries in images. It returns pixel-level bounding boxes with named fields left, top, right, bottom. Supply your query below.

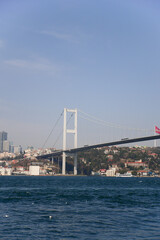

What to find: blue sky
left=0, top=0, right=160, bottom=149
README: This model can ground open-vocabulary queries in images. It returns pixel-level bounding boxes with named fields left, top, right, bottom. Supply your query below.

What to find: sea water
left=0, top=176, right=160, bottom=239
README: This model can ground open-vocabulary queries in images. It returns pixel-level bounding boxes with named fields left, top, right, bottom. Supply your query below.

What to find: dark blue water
left=0, top=176, right=160, bottom=239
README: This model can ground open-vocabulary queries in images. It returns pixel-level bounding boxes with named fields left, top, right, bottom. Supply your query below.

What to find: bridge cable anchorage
left=52, top=112, right=74, bottom=148
left=78, top=109, right=153, bottom=133
left=42, top=110, right=64, bottom=149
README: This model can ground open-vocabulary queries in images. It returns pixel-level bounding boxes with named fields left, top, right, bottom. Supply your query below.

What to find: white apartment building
left=0, top=167, right=12, bottom=175
left=106, top=167, right=116, bottom=177
left=29, top=165, right=40, bottom=175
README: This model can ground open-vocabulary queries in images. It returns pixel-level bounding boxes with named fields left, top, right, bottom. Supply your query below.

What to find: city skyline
left=0, top=130, right=22, bottom=154
left=0, top=1, right=160, bottom=149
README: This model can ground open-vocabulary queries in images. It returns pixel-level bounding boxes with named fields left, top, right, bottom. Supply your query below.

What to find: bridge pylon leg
left=62, top=152, right=66, bottom=175
left=74, top=153, right=77, bottom=175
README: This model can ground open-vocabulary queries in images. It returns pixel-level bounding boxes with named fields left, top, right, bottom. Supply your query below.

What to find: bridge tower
left=62, top=108, right=77, bottom=175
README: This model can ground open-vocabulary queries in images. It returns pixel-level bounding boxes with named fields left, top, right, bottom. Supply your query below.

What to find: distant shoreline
left=0, top=174, right=159, bottom=177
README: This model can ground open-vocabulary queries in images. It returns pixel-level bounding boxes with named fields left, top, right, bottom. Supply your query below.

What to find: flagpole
left=154, top=126, right=157, bottom=148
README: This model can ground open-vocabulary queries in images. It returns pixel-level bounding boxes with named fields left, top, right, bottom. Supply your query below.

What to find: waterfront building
left=0, top=131, right=8, bottom=152
left=137, top=170, right=149, bottom=176
left=0, top=167, right=12, bottom=175
left=29, top=165, right=40, bottom=175
left=106, top=167, right=116, bottom=176
left=99, top=169, right=106, bottom=175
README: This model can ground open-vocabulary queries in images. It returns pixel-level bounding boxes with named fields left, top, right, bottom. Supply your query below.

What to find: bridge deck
left=37, top=135, right=160, bottom=159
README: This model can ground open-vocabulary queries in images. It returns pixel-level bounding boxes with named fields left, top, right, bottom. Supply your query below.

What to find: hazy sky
left=0, top=0, right=160, bottom=149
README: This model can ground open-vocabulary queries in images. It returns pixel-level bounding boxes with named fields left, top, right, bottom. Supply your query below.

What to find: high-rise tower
left=0, top=131, right=8, bottom=152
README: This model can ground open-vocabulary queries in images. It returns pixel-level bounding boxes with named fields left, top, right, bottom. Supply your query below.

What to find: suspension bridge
left=37, top=108, right=160, bottom=175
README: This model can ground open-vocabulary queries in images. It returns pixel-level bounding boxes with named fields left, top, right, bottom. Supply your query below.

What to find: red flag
left=155, top=126, right=160, bottom=134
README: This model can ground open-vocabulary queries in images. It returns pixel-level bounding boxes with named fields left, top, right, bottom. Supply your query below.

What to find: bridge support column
left=62, top=152, right=66, bottom=175
left=74, top=153, right=77, bottom=175
left=62, top=108, right=77, bottom=175
left=58, top=156, right=60, bottom=173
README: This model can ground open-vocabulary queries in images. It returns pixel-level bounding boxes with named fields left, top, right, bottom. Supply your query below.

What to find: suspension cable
left=42, top=110, right=64, bottom=148
left=78, top=109, right=153, bottom=133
